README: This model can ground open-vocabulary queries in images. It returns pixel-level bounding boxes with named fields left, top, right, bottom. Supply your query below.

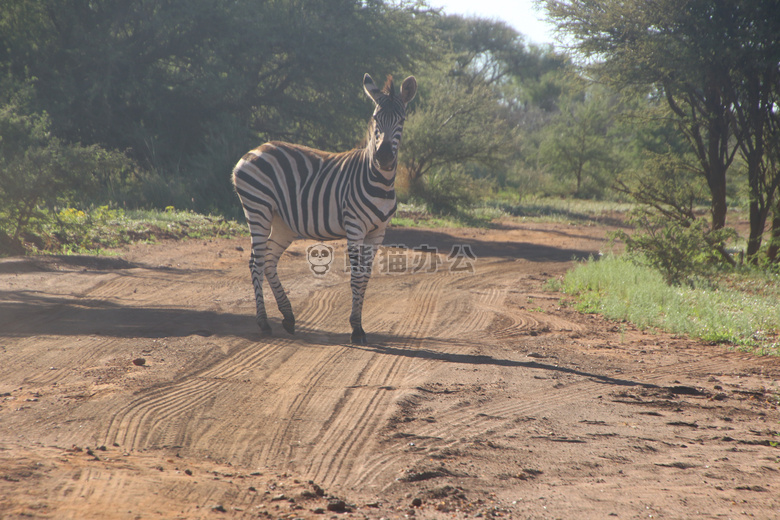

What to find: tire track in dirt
left=485, top=297, right=586, bottom=339
left=342, top=274, right=486, bottom=488
left=4, top=228, right=780, bottom=519
left=301, top=275, right=446, bottom=487
left=436, top=285, right=506, bottom=340
left=399, top=374, right=622, bottom=450
left=303, top=362, right=405, bottom=484
left=247, top=345, right=353, bottom=467
left=0, top=269, right=173, bottom=393
left=157, top=273, right=413, bottom=474
left=20, top=249, right=750, bottom=490
left=101, top=278, right=352, bottom=464
left=221, top=285, right=351, bottom=467
left=80, top=270, right=211, bottom=310
left=294, top=282, right=345, bottom=335
left=16, top=337, right=131, bottom=388
left=343, top=257, right=772, bottom=491
left=63, top=466, right=134, bottom=512
left=73, top=270, right=143, bottom=300
left=102, top=338, right=293, bottom=449
left=431, top=264, right=530, bottom=340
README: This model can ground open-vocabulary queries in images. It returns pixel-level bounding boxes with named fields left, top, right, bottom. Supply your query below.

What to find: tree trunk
left=768, top=200, right=780, bottom=263
left=746, top=199, right=766, bottom=260
left=707, top=163, right=728, bottom=231
left=575, top=163, right=583, bottom=196
left=706, top=162, right=736, bottom=266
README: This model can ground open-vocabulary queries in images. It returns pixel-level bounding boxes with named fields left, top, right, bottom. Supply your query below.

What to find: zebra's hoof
left=350, top=327, right=367, bottom=345
left=256, top=317, right=272, bottom=335
left=282, top=318, right=295, bottom=335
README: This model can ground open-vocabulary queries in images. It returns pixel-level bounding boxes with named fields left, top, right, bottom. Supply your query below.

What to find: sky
left=427, top=0, right=558, bottom=46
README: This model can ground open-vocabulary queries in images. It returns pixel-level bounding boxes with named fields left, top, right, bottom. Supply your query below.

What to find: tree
left=544, top=0, right=780, bottom=262
left=0, top=0, right=435, bottom=214
left=719, top=1, right=780, bottom=260
left=544, top=0, right=732, bottom=231
left=434, top=14, right=531, bottom=87
left=401, top=73, right=515, bottom=181
left=398, top=15, right=577, bottom=212
left=612, top=91, right=707, bottom=223
left=536, top=81, right=618, bottom=197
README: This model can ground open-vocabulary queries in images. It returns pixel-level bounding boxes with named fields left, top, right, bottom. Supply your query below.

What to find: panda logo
left=306, top=243, right=334, bottom=276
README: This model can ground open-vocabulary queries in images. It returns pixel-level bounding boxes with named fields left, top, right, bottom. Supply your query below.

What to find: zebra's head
left=363, top=73, right=417, bottom=173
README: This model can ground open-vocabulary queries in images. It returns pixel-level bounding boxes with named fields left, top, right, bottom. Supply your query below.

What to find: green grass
left=488, top=196, right=634, bottom=224
left=17, top=206, right=246, bottom=256
left=554, top=254, right=780, bottom=355
left=392, top=202, right=476, bottom=228
left=393, top=197, right=632, bottom=229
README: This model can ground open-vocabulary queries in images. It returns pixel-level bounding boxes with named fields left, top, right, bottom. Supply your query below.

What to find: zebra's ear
left=400, top=76, right=417, bottom=105
left=363, top=73, right=383, bottom=104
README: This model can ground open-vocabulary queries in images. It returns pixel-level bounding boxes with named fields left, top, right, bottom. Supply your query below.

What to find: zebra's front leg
left=347, top=237, right=380, bottom=345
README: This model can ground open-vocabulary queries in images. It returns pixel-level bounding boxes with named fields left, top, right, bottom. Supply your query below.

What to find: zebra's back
left=232, top=141, right=358, bottom=240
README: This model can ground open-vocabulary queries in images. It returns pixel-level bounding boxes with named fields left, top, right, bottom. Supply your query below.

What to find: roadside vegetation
left=553, top=254, right=780, bottom=356
left=6, top=205, right=244, bottom=256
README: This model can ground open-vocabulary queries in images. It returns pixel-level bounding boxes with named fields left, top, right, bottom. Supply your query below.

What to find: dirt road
left=1, top=220, right=779, bottom=519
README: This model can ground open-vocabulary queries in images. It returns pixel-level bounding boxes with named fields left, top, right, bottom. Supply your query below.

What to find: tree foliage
left=401, top=74, right=516, bottom=181
left=544, top=0, right=780, bottom=263
left=536, top=80, right=618, bottom=196
left=0, top=0, right=434, bottom=215
left=15, top=0, right=780, bottom=266
left=398, top=14, right=574, bottom=213
left=0, top=92, right=134, bottom=251
left=615, top=211, right=736, bottom=287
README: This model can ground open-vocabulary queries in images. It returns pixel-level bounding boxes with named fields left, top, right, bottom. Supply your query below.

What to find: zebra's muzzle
left=375, top=140, right=395, bottom=170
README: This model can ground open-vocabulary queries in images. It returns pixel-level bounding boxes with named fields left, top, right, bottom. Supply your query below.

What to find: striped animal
left=232, top=73, right=417, bottom=344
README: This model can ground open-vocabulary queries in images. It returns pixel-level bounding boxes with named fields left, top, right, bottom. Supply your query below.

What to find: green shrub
left=0, top=101, right=137, bottom=253
left=408, top=166, right=493, bottom=216
left=612, top=210, right=736, bottom=286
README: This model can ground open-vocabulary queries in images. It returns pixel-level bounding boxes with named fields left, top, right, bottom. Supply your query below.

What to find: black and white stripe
left=232, top=73, right=417, bottom=344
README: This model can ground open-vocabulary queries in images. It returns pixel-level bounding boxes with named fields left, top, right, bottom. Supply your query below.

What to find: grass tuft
left=559, top=254, right=780, bottom=355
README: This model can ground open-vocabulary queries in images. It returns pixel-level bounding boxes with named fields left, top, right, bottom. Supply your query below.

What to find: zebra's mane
left=382, top=75, right=395, bottom=100
left=357, top=75, right=397, bottom=150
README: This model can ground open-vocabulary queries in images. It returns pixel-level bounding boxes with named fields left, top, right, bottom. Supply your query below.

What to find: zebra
left=232, top=73, right=417, bottom=345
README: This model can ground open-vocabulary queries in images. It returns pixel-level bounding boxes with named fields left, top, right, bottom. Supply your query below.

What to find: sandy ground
left=1, top=219, right=779, bottom=519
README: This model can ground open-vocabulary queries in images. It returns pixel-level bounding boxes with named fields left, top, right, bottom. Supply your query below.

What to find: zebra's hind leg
left=265, top=214, right=296, bottom=335
left=249, top=247, right=272, bottom=335
left=242, top=204, right=273, bottom=335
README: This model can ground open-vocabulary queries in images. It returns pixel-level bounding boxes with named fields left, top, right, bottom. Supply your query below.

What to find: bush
left=0, top=101, right=137, bottom=253
left=405, top=166, right=493, bottom=216
left=612, top=210, right=736, bottom=286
